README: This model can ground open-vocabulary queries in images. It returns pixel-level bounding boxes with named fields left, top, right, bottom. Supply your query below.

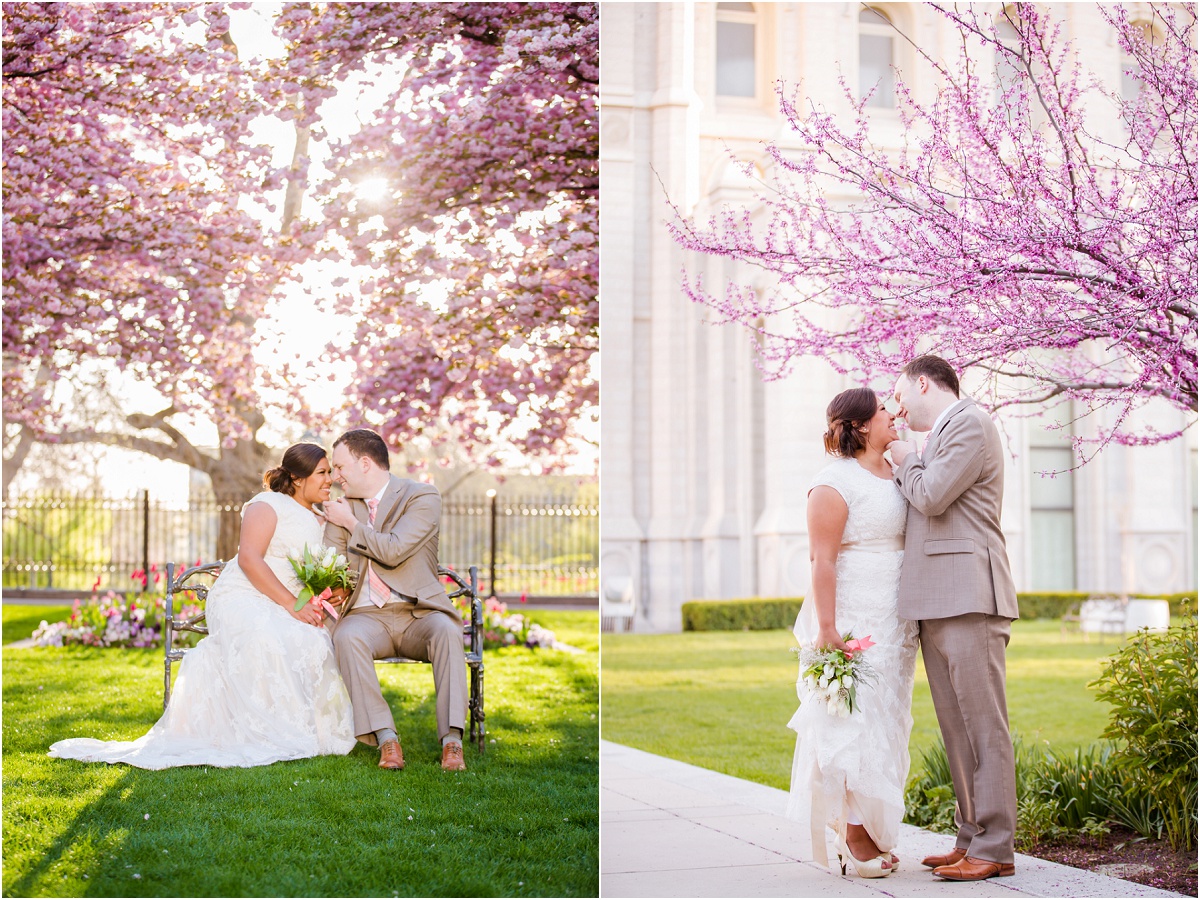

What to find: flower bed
left=450, top=591, right=557, bottom=650
left=30, top=589, right=204, bottom=649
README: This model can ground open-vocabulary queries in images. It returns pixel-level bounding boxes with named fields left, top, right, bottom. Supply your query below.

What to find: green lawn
left=4, top=604, right=72, bottom=646
left=2, top=609, right=598, bottom=898
left=601, top=619, right=1127, bottom=792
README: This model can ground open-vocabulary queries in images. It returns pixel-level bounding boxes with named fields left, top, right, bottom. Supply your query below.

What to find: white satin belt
left=840, top=537, right=904, bottom=552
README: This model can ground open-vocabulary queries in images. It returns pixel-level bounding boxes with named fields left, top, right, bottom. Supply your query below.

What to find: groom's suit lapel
left=373, top=474, right=405, bottom=532
left=922, top=398, right=973, bottom=459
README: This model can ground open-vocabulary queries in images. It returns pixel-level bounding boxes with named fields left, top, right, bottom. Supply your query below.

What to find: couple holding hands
left=50, top=429, right=469, bottom=773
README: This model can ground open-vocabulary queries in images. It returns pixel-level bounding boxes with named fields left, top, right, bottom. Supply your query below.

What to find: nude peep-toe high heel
left=834, top=835, right=893, bottom=878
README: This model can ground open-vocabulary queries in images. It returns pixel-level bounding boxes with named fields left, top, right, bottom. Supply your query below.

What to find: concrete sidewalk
left=601, top=741, right=1185, bottom=899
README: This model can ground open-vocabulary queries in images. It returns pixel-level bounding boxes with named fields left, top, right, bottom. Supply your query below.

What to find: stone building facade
left=600, top=2, right=1197, bottom=631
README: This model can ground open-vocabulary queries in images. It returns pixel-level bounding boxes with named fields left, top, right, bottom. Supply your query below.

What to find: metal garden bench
left=163, top=561, right=486, bottom=752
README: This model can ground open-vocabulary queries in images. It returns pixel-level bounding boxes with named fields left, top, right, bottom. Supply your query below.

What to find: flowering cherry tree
left=269, top=2, right=598, bottom=465
left=672, top=3, right=1196, bottom=457
left=2, top=1, right=301, bottom=552
left=4, top=2, right=597, bottom=555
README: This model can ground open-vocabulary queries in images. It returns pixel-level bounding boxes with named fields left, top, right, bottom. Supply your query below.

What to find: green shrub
left=1017, top=592, right=1093, bottom=619
left=1147, top=592, right=1197, bottom=617
left=1015, top=591, right=1196, bottom=620
left=906, top=735, right=1127, bottom=850
left=903, top=740, right=958, bottom=834
left=680, top=597, right=804, bottom=632
left=680, top=592, right=1195, bottom=629
left=1091, top=618, right=1197, bottom=852
left=1027, top=744, right=1122, bottom=830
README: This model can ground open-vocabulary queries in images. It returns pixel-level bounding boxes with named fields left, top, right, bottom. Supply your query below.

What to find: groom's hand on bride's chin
left=887, top=440, right=914, bottom=466
left=323, top=498, right=356, bottom=530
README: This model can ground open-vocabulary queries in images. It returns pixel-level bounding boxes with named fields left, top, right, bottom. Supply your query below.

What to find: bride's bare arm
left=238, top=503, right=324, bottom=626
left=807, top=485, right=853, bottom=653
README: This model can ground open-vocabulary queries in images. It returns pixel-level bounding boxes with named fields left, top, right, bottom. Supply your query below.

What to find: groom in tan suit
left=321, top=429, right=468, bottom=772
left=888, top=356, right=1019, bottom=882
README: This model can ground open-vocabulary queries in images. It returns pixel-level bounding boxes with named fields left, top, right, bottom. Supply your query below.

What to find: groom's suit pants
left=332, top=602, right=468, bottom=744
left=919, top=613, right=1017, bottom=864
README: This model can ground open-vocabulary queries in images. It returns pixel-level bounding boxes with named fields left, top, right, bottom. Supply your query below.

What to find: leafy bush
left=681, top=597, right=804, bottom=631
left=1017, top=592, right=1093, bottom=619
left=679, top=592, right=1196, bottom=630
left=1014, top=592, right=1195, bottom=620
left=1091, top=618, right=1198, bottom=851
left=906, top=736, right=1124, bottom=850
left=903, top=740, right=958, bottom=834
left=1028, top=744, right=1123, bottom=830
left=1152, top=592, right=1197, bottom=617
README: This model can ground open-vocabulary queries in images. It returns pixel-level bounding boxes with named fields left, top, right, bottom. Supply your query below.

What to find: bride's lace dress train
left=786, top=458, right=919, bottom=865
left=48, top=491, right=355, bottom=769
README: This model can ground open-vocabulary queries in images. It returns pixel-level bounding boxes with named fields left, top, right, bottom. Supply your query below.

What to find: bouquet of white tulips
left=288, top=544, right=355, bottom=619
left=795, top=634, right=876, bottom=718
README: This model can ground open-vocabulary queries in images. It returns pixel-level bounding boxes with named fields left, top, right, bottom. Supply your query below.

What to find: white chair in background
left=601, top=576, right=636, bottom=633
left=1079, top=597, right=1127, bottom=637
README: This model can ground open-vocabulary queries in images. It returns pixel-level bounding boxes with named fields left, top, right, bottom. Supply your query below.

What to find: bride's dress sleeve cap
left=808, top=460, right=852, bottom=506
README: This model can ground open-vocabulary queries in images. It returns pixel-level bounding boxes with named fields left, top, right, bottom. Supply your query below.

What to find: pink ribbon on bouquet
left=315, top=587, right=340, bottom=621
left=845, top=634, right=875, bottom=654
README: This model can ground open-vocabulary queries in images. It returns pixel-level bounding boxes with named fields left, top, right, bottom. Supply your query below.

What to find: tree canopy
left=672, top=3, right=1196, bottom=457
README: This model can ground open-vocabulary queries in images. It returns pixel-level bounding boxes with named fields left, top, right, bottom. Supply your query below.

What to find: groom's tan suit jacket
left=894, top=398, right=1019, bottom=621
left=323, top=475, right=461, bottom=624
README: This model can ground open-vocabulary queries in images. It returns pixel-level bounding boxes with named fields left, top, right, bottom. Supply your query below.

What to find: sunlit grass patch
left=3, top=610, right=598, bottom=898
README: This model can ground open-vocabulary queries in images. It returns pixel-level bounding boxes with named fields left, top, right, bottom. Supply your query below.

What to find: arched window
left=858, top=7, right=896, bottom=108
left=716, top=2, right=757, bottom=98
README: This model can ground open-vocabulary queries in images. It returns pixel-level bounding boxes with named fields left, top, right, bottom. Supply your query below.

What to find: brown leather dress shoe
left=441, top=742, right=466, bottom=771
left=933, top=856, right=1015, bottom=881
left=921, top=847, right=967, bottom=868
left=378, top=739, right=405, bottom=770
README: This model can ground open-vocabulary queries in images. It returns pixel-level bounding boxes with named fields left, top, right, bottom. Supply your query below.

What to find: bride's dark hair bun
left=824, top=387, right=879, bottom=458
left=262, top=443, right=328, bottom=495
left=263, top=465, right=293, bottom=494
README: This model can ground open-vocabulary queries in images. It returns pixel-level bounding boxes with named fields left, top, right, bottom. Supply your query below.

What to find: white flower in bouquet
left=793, top=634, right=877, bottom=717
left=287, top=543, right=355, bottom=618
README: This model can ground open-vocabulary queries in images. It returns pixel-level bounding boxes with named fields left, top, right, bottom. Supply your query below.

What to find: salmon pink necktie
left=365, top=498, right=389, bottom=608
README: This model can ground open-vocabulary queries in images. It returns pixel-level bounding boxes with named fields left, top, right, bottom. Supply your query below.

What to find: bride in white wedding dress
left=786, top=387, right=919, bottom=878
left=49, top=443, right=356, bottom=769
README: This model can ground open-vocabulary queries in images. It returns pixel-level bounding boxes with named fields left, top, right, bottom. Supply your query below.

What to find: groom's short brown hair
left=903, top=355, right=960, bottom=398
left=334, top=429, right=390, bottom=470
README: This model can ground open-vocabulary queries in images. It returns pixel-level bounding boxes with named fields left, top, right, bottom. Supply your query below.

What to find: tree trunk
left=2, top=424, right=36, bottom=499
left=208, top=437, right=274, bottom=561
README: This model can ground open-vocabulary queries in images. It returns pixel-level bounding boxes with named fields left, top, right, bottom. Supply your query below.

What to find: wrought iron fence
left=2, top=491, right=598, bottom=598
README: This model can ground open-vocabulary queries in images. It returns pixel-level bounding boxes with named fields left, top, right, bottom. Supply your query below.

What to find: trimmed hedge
left=681, top=591, right=1198, bottom=631
left=681, top=597, right=803, bottom=632
left=1018, top=591, right=1197, bottom=619
left=1155, top=592, right=1198, bottom=617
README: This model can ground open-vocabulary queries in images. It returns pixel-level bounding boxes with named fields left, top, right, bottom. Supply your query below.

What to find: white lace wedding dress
left=786, top=457, right=919, bottom=865
left=49, top=491, right=356, bottom=769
